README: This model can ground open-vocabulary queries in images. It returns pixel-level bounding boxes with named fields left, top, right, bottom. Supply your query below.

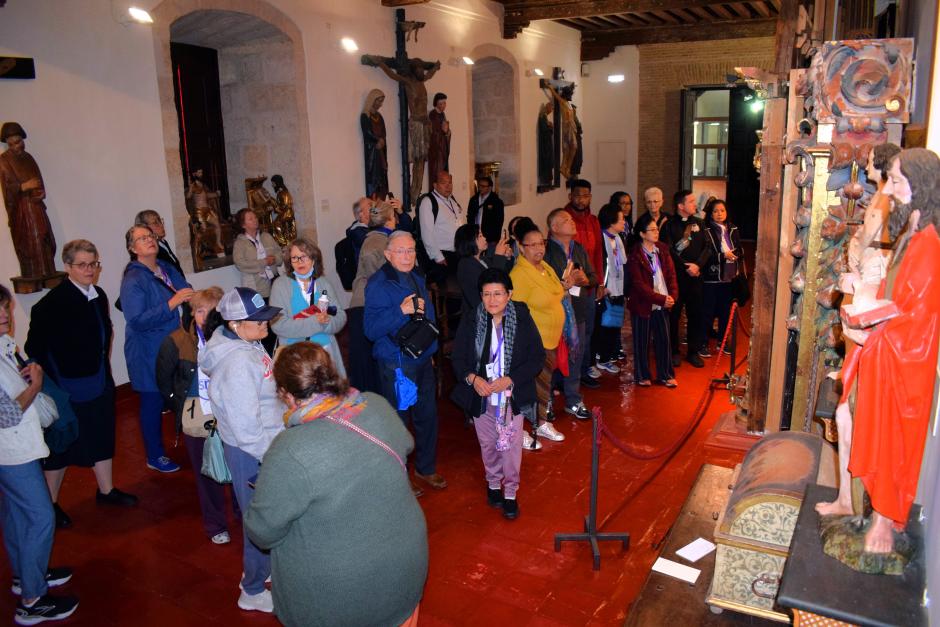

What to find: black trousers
left=670, top=275, right=704, bottom=355
left=702, top=282, right=733, bottom=347
left=346, top=307, right=378, bottom=394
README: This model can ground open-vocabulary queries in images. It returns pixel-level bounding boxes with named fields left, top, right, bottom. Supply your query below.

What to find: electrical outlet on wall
left=320, top=199, right=330, bottom=213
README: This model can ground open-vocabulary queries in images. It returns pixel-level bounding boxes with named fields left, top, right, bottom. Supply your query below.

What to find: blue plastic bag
left=201, top=427, right=232, bottom=484
left=394, top=353, right=418, bottom=410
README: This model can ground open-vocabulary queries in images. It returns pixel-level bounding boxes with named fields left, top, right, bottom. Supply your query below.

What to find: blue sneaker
left=146, top=456, right=180, bottom=473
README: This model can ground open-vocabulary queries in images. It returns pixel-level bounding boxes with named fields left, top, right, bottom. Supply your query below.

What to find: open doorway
left=679, top=86, right=762, bottom=239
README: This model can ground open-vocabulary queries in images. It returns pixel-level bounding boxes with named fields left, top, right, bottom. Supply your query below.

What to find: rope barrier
left=598, top=302, right=740, bottom=461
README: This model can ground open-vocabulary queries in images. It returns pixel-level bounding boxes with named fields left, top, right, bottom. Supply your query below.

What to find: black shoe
left=52, top=504, right=71, bottom=530
left=697, top=348, right=712, bottom=358
left=671, top=354, right=682, bottom=368
left=11, top=568, right=73, bottom=596
left=95, top=488, right=138, bottom=507
left=14, top=594, right=78, bottom=625
left=579, top=376, right=600, bottom=389
left=487, top=488, right=504, bottom=509
left=502, top=498, right=519, bottom=520
left=687, top=354, right=705, bottom=368
left=617, top=350, right=627, bottom=361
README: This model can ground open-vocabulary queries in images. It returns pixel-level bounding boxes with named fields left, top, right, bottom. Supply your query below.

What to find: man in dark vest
left=467, top=176, right=504, bottom=244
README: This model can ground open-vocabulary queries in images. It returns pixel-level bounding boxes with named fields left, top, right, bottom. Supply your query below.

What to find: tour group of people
left=0, top=173, right=744, bottom=625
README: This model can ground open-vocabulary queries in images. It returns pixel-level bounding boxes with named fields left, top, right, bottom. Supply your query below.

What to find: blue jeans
left=138, top=390, right=166, bottom=461
left=378, top=359, right=438, bottom=475
left=0, top=461, right=54, bottom=599
left=555, top=320, right=584, bottom=406
left=222, top=443, right=270, bottom=595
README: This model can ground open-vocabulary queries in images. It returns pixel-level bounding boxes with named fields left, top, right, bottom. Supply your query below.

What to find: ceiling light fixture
left=127, top=7, right=153, bottom=24
left=462, top=56, right=474, bottom=65
left=533, top=68, right=544, bottom=77
left=341, top=37, right=359, bottom=53
left=607, top=74, right=625, bottom=84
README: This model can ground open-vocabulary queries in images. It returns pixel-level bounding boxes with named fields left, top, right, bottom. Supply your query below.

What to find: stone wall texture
left=637, top=37, right=775, bottom=210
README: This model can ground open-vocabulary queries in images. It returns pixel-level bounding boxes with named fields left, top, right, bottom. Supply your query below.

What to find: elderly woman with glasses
left=508, top=224, right=566, bottom=448
left=269, top=238, right=347, bottom=376
left=452, top=268, right=543, bottom=519
left=120, top=224, right=193, bottom=473
left=628, top=213, right=679, bottom=387
left=25, top=240, right=137, bottom=529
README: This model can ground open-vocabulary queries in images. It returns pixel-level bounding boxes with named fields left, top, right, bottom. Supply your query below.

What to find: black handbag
left=731, top=260, right=750, bottom=306
left=394, top=296, right=440, bottom=359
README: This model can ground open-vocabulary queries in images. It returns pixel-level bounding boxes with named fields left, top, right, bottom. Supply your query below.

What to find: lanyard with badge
left=195, top=325, right=213, bottom=415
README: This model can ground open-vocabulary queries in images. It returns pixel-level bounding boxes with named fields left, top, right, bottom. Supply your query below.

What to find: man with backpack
left=415, top=171, right=463, bottom=285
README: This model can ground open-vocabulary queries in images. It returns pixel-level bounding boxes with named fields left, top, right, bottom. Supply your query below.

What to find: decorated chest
left=706, top=431, right=837, bottom=622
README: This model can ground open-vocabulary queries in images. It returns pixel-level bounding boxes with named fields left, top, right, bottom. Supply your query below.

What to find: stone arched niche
left=151, top=0, right=315, bottom=272
left=471, top=56, right=519, bottom=206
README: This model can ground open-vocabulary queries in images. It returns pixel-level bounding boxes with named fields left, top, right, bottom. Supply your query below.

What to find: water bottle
left=317, top=289, right=329, bottom=312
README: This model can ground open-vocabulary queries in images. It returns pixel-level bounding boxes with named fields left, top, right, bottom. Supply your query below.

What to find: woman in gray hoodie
left=198, top=287, right=284, bottom=614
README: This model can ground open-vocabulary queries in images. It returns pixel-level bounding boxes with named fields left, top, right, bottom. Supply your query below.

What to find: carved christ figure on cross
left=362, top=54, right=441, bottom=208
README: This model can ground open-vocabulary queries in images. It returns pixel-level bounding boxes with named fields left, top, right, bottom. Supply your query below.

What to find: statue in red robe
left=844, top=148, right=940, bottom=555
left=0, top=122, right=57, bottom=280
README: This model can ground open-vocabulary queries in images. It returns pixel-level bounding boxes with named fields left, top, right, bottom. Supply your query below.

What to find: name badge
left=485, top=363, right=497, bottom=379
left=569, top=285, right=581, bottom=297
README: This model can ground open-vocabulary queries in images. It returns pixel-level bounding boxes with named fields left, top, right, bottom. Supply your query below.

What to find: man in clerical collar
left=659, top=189, right=711, bottom=368
left=467, top=176, right=504, bottom=244
left=134, top=210, right=184, bottom=278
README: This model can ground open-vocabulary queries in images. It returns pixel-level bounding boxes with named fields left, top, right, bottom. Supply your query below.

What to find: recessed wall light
left=341, top=38, right=359, bottom=53
left=607, top=74, right=625, bottom=83
left=462, top=56, right=475, bottom=65
left=128, top=7, right=153, bottom=24
left=533, top=68, right=544, bottom=77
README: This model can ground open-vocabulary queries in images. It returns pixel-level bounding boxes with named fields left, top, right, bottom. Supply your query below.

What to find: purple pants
left=473, top=410, right=524, bottom=499
left=183, top=434, right=231, bottom=537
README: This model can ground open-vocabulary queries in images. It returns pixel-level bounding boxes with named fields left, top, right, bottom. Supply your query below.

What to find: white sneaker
left=536, top=421, right=565, bottom=442
left=238, top=589, right=274, bottom=613
left=586, top=366, right=602, bottom=379
left=597, top=361, right=620, bottom=374
left=522, top=432, right=542, bottom=451
left=211, top=531, right=231, bottom=545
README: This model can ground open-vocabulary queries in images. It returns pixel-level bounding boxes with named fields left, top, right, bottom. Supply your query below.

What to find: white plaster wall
left=0, top=0, right=593, bottom=385
left=578, top=45, right=640, bottom=224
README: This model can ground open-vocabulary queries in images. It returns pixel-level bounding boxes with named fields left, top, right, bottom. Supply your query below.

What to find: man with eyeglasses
left=416, top=171, right=464, bottom=285
left=364, top=231, right=446, bottom=495
left=134, top=210, right=185, bottom=278
left=563, top=179, right=604, bottom=382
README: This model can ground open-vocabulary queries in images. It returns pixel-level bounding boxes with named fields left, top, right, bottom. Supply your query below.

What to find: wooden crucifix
left=362, top=9, right=441, bottom=210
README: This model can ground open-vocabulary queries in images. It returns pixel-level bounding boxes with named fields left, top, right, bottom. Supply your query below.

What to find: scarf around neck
left=474, top=301, right=516, bottom=377
left=286, top=388, right=367, bottom=427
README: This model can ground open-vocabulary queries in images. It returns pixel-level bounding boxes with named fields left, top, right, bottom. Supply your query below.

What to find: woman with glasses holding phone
left=120, top=224, right=193, bottom=474
left=26, top=240, right=137, bottom=528
left=269, top=238, right=347, bottom=376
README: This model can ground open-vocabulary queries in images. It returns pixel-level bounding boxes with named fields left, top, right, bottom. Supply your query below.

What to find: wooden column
left=763, top=69, right=806, bottom=433
left=744, top=97, right=786, bottom=434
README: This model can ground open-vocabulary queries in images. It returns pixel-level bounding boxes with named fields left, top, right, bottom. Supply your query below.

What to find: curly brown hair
left=274, top=342, right=349, bottom=400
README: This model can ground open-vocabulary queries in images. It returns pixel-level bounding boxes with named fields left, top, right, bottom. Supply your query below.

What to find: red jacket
left=564, top=203, right=604, bottom=282
left=627, top=241, right=678, bottom=318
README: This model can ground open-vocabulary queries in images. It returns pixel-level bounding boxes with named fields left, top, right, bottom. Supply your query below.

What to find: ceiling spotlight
left=127, top=7, right=153, bottom=24
left=607, top=74, right=625, bottom=83
left=750, top=100, right=765, bottom=113
left=341, top=37, right=359, bottom=53
left=462, top=56, right=474, bottom=65
left=533, top=68, right=544, bottom=77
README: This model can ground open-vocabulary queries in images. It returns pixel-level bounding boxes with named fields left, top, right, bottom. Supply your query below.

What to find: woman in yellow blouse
left=509, top=225, right=566, bottom=448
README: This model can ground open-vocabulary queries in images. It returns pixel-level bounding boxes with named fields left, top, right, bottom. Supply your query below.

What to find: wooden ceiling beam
left=502, top=0, right=741, bottom=26
left=752, top=1, right=773, bottom=17
left=580, top=17, right=776, bottom=57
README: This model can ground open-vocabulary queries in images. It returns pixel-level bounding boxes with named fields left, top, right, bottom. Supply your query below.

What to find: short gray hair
left=385, top=230, right=414, bottom=250
left=62, top=239, right=98, bottom=265
left=134, top=210, right=162, bottom=227
left=644, top=187, right=663, bottom=200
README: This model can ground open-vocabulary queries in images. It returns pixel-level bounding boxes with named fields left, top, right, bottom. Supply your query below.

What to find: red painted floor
left=0, top=316, right=750, bottom=626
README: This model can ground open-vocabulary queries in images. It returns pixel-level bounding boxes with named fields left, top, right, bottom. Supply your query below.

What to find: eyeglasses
left=389, top=248, right=416, bottom=255
left=645, top=227, right=659, bottom=233
left=290, top=254, right=310, bottom=263
left=134, top=234, right=155, bottom=244
left=521, top=241, right=546, bottom=248
left=481, top=291, right=508, bottom=298
left=67, top=261, right=102, bottom=270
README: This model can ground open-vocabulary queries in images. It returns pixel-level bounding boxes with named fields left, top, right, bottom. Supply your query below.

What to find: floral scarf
left=285, top=388, right=367, bottom=427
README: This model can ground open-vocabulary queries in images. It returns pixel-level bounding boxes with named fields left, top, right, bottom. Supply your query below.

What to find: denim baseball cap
left=218, top=287, right=281, bottom=322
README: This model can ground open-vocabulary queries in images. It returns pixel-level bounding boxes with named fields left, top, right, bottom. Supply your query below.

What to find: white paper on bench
left=675, top=537, right=716, bottom=563
left=651, top=557, right=701, bottom=584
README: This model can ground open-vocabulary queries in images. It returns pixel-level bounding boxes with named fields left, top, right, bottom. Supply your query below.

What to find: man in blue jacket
left=365, top=231, right=445, bottom=495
